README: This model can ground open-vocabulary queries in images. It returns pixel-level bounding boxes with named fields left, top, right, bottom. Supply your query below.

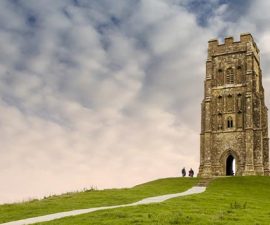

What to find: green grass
left=0, top=177, right=198, bottom=223
left=33, top=176, right=270, bottom=225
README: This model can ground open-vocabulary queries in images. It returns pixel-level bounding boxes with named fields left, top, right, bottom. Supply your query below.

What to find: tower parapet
left=207, top=33, right=259, bottom=62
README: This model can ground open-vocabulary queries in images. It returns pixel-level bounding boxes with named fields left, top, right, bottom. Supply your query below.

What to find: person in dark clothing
left=182, top=167, right=186, bottom=177
left=189, top=168, right=194, bottom=177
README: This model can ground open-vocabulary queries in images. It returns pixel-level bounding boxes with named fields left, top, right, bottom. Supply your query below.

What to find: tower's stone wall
left=198, top=33, right=269, bottom=177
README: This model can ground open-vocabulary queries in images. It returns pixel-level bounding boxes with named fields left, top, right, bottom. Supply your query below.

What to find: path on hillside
left=1, top=186, right=206, bottom=225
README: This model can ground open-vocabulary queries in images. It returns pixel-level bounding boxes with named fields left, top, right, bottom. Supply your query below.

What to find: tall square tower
left=198, top=33, right=269, bottom=177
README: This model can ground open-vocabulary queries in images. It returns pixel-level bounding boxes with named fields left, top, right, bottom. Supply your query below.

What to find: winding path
left=1, top=186, right=206, bottom=225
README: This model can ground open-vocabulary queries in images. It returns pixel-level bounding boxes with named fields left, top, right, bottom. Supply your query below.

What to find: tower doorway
left=226, top=155, right=235, bottom=176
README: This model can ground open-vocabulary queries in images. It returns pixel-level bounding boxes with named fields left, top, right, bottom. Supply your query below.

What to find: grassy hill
left=1, top=177, right=270, bottom=224
left=0, top=177, right=198, bottom=223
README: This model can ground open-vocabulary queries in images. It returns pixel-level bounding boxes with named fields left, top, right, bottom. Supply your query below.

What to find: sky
left=1, top=0, right=270, bottom=203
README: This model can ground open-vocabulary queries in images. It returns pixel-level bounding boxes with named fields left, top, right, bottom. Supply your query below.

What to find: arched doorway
left=226, top=155, right=235, bottom=176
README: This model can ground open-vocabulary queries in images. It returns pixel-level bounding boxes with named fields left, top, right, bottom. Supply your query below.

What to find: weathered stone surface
left=198, top=33, right=270, bottom=177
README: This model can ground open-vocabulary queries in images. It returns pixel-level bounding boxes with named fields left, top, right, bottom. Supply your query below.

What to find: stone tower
left=198, top=33, right=269, bottom=177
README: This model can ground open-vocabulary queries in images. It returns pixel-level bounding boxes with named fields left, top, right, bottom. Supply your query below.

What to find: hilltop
left=0, top=177, right=198, bottom=224
left=1, top=177, right=270, bottom=224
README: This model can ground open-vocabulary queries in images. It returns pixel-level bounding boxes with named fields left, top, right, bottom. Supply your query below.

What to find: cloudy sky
left=1, top=0, right=270, bottom=203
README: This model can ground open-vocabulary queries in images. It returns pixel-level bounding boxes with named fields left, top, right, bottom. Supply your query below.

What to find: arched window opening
left=226, top=68, right=234, bottom=84
left=217, top=69, right=223, bottom=86
left=227, top=116, right=233, bottom=128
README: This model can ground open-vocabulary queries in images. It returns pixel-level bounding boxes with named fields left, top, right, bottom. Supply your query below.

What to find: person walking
left=181, top=167, right=186, bottom=177
left=189, top=168, right=194, bottom=177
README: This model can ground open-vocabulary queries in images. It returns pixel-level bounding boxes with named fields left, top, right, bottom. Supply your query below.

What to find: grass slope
left=0, top=177, right=198, bottom=223
left=34, top=176, right=270, bottom=225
